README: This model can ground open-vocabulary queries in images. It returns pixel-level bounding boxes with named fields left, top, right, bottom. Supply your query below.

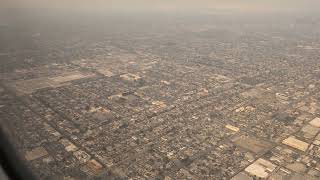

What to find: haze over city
left=1, top=0, right=320, bottom=179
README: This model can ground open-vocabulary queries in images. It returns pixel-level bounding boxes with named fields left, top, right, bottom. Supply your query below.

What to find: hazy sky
left=2, top=0, right=320, bottom=12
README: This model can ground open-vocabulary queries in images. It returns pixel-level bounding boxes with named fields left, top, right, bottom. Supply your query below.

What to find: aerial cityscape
left=1, top=2, right=320, bottom=179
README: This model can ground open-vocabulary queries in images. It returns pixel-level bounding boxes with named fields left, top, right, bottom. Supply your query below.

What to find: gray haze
left=2, top=0, right=320, bottom=12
